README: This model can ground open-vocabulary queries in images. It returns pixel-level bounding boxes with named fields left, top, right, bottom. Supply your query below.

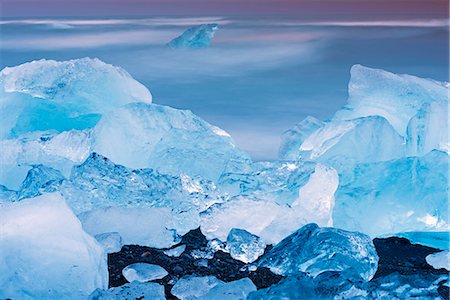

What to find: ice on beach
left=164, top=244, right=187, bottom=257
left=95, top=232, right=123, bottom=254
left=195, top=278, right=256, bottom=300
left=122, top=263, right=168, bottom=283
left=0, top=58, right=151, bottom=138
left=426, top=251, right=450, bottom=271
left=92, top=102, right=252, bottom=181
left=171, top=275, right=224, bottom=300
left=0, top=193, right=107, bottom=299
left=89, top=282, right=165, bottom=300
left=226, top=228, right=266, bottom=263
left=258, top=223, right=379, bottom=281
left=79, top=206, right=179, bottom=248
left=168, top=24, right=219, bottom=48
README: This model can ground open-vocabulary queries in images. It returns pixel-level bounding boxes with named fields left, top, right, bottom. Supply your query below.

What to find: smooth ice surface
left=394, top=231, right=450, bottom=250
left=426, top=251, right=450, bottom=271
left=0, top=58, right=151, bottom=138
left=171, top=275, right=224, bottom=300
left=226, top=228, right=266, bottom=264
left=122, top=263, right=168, bottom=283
left=168, top=24, right=219, bottom=48
left=0, top=193, right=108, bottom=299
left=259, top=223, right=379, bottom=281
left=195, top=278, right=256, bottom=300
left=334, top=64, right=448, bottom=138
left=79, top=206, right=179, bottom=248
left=95, top=232, right=123, bottom=254
left=92, top=103, right=252, bottom=181
left=279, top=116, right=324, bottom=160
left=334, top=150, right=449, bottom=237
left=164, top=244, right=187, bottom=257
left=89, top=282, right=165, bottom=300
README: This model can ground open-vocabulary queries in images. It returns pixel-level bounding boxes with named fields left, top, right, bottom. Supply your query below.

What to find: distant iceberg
left=168, top=24, right=219, bottom=49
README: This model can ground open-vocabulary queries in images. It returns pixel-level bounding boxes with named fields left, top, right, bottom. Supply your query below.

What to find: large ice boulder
left=334, top=150, right=449, bottom=237
left=92, top=102, right=252, bottom=181
left=0, top=58, right=152, bottom=138
left=258, top=223, right=379, bottom=281
left=89, top=282, right=165, bottom=300
left=168, top=24, right=219, bottom=49
left=0, top=193, right=108, bottom=299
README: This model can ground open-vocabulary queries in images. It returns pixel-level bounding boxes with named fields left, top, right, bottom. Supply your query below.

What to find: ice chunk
left=258, top=223, right=379, bottom=281
left=168, top=24, right=219, bottom=49
left=79, top=206, right=179, bottom=248
left=299, top=116, right=405, bottom=164
left=122, top=263, right=168, bottom=283
left=426, top=251, right=450, bottom=271
left=334, top=150, right=449, bottom=237
left=89, top=282, right=165, bottom=300
left=394, top=231, right=450, bottom=250
left=95, top=232, right=123, bottom=254
left=0, top=193, right=108, bottom=299
left=171, top=275, right=224, bottom=300
left=164, top=244, right=186, bottom=257
left=226, top=228, right=266, bottom=263
left=0, top=58, right=151, bottom=138
left=196, top=278, right=256, bottom=300
left=333, top=64, right=448, bottom=137
left=279, top=116, right=324, bottom=160
left=17, top=164, right=64, bottom=199
left=92, top=103, right=252, bottom=181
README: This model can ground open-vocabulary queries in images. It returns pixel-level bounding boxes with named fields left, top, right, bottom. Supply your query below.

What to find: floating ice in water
left=164, top=244, right=187, bottom=257
left=0, top=58, right=151, bottom=138
left=89, top=282, right=165, bottom=300
left=279, top=116, right=324, bottom=160
left=0, top=193, right=107, bottom=299
left=394, top=231, right=450, bottom=250
left=195, top=278, right=256, bottom=300
left=95, top=232, right=123, bottom=254
left=92, top=103, right=252, bottom=181
left=171, top=275, right=224, bottom=300
left=259, top=223, right=379, bottom=281
left=168, top=24, right=219, bottom=49
left=79, top=206, right=179, bottom=248
left=426, top=251, right=450, bottom=271
left=334, top=150, right=449, bottom=237
left=226, top=228, right=266, bottom=264
left=122, top=263, right=168, bottom=283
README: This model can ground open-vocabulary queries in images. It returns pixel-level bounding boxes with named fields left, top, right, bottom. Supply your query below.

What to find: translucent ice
left=0, top=193, right=108, bottom=299
left=226, top=228, right=266, bottom=263
left=122, top=263, right=168, bottom=283
left=171, top=275, right=224, bottom=300
left=258, top=223, right=379, bottom=281
left=92, top=103, right=252, bottom=181
left=394, top=231, right=450, bottom=250
left=89, top=282, right=165, bottom=300
left=168, top=24, right=219, bottom=49
left=95, top=232, right=123, bottom=254
left=79, top=206, right=179, bottom=248
left=17, top=164, right=64, bottom=199
left=426, top=251, right=450, bottom=271
left=0, top=58, right=151, bottom=138
left=164, top=244, right=187, bottom=257
left=195, top=278, right=256, bottom=300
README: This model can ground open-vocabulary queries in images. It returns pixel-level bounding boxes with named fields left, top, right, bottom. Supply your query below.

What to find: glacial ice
left=79, top=206, right=180, bottom=248
left=426, top=251, right=450, bottom=271
left=226, top=228, right=266, bottom=263
left=258, top=223, right=379, bottom=281
left=394, top=231, right=450, bottom=250
left=122, top=263, right=168, bottom=283
left=168, top=24, right=219, bottom=49
left=89, top=282, right=165, bottom=300
left=171, top=275, right=224, bottom=300
left=194, top=278, right=256, bottom=300
left=95, top=232, right=123, bottom=254
left=0, top=58, right=151, bottom=139
left=92, top=103, right=252, bottom=181
left=0, top=193, right=108, bottom=299
left=164, top=244, right=187, bottom=257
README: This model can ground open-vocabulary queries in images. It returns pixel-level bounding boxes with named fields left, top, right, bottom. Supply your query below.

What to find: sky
left=2, top=0, right=448, bottom=19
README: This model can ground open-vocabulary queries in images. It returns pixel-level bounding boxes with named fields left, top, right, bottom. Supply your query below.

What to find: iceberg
left=258, top=223, right=379, bottom=281
left=226, top=228, right=266, bottom=264
left=122, top=263, right=168, bottom=283
left=0, top=58, right=151, bottom=138
left=92, top=103, right=252, bottom=181
left=89, top=282, right=165, bottom=300
left=0, top=193, right=108, bottom=299
left=168, top=24, right=219, bottom=49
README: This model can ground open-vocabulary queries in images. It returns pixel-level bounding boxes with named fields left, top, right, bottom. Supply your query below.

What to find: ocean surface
left=1, top=16, right=448, bottom=160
